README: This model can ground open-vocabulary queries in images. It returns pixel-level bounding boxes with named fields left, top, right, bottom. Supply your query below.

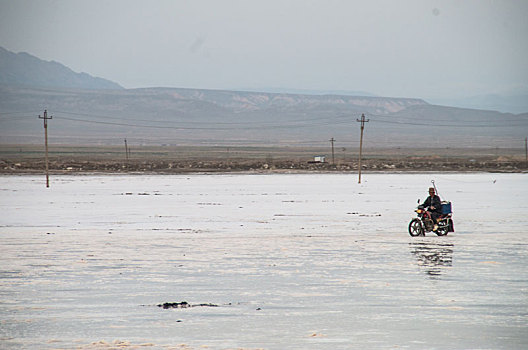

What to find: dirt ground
left=1, top=156, right=527, bottom=174
left=1, top=144, right=527, bottom=173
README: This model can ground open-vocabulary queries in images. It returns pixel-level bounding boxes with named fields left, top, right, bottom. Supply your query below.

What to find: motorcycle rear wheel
left=408, top=218, right=424, bottom=236
left=435, top=221, right=450, bottom=236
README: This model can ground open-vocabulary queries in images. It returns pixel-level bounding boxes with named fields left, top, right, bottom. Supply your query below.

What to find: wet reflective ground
left=1, top=173, right=527, bottom=349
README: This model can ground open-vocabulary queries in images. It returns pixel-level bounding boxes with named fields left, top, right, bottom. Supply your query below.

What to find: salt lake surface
left=0, top=173, right=527, bottom=349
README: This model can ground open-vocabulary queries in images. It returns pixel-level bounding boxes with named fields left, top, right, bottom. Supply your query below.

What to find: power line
left=51, top=113, right=527, bottom=129
left=53, top=110, right=352, bottom=126
left=368, top=118, right=528, bottom=128
left=3, top=108, right=526, bottom=130
left=52, top=114, right=353, bottom=130
left=0, top=111, right=41, bottom=117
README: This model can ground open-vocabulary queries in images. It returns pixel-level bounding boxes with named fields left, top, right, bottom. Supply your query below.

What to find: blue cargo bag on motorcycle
left=441, top=201, right=452, bottom=214
left=441, top=201, right=454, bottom=232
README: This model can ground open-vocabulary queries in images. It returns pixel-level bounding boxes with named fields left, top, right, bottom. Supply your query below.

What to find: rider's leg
left=432, top=212, right=440, bottom=231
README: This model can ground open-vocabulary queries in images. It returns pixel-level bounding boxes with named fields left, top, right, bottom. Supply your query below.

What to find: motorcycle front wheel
left=408, top=218, right=424, bottom=237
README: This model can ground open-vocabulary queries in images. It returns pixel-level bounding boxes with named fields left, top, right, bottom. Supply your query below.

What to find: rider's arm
left=423, top=197, right=431, bottom=208
left=432, top=196, right=442, bottom=211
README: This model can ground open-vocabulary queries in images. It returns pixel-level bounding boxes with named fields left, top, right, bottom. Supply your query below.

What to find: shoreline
left=2, top=144, right=527, bottom=174
left=1, top=158, right=527, bottom=175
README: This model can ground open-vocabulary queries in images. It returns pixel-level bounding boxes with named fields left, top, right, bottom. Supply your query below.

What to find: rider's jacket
left=423, top=195, right=442, bottom=213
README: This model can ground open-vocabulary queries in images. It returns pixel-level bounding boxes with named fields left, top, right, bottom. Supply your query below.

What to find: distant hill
left=1, top=86, right=526, bottom=149
left=239, top=87, right=378, bottom=97
left=0, top=48, right=525, bottom=149
left=137, top=87, right=427, bottom=114
left=0, top=46, right=123, bottom=90
left=428, top=94, right=528, bottom=115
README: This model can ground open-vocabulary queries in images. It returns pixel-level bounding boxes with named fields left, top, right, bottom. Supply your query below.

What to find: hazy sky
left=1, top=0, right=527, bottom=99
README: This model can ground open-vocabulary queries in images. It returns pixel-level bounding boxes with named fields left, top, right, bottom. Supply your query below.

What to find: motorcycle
left=408, top=200, right=454, bottom=237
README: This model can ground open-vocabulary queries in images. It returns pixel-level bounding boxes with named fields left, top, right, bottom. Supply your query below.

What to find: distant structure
left=309, top=155, right=326, bottom=163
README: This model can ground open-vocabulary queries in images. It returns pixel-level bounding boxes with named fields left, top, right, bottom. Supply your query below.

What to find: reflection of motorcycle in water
left=409, top=242, right=454, bottom=277
left=408, top=201, right=454, bottom=237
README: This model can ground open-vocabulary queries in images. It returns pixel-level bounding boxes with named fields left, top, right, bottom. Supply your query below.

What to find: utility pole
left=38, top=110, right=52, bottom=188
left=329, top=137, right=335, bottom=165
left=525, top=137, right=527, bottom=161
left=356, top=113, right=369, bottom=184
left=124, top=138, right=129, bottom=162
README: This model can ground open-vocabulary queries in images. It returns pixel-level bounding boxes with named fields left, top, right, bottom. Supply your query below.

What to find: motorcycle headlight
left=416, top=209, right=422, bottom=214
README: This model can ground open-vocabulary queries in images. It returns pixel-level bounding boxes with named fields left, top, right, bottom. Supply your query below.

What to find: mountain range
left=0, top=46, right=122, bottom=90
left=428, top=94, right=528, bottom=115
left=0, top=46, right=526, bottom=149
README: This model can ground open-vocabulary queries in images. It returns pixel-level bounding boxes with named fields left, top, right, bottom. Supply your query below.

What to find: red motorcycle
left=408, top=201, right=454, bottom=236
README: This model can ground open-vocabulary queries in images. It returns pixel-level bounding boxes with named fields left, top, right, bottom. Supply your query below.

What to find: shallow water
left=1, top=173, right=527, bottom=349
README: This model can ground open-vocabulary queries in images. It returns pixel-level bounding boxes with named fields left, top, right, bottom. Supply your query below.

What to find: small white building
left=313, top=155, right=326, bottom=163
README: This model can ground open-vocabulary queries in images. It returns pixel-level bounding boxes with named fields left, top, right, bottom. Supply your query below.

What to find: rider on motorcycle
left=423, top=187, right=442, bottom=230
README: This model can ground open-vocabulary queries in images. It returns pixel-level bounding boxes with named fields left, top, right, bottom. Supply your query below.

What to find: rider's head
left=428, top=187, right=435, bottom=195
